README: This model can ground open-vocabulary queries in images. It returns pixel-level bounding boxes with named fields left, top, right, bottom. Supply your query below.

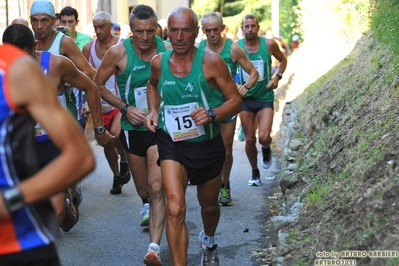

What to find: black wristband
left=120, top=104, right=129, bottom=116
left=243, top=84, right=250, bottom=90
left=2, top=187, right=25, bottom=213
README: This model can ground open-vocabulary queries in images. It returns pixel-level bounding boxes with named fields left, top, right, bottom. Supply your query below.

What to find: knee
left=149, top=180, right=164, bottom=198
left=258, top=132, right=272, bottom=146
left=245, top=135, right=257, bottom=146
left=200, top=200, right=219, bottom=215
left=167, top=200, right=186, bottom=221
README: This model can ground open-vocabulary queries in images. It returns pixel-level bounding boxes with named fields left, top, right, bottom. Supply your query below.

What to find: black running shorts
left=157, top=130, right=225, bottom=185
left=119, top=129, right=160, bottom=157
left=242, top=96, right=274, bottom=113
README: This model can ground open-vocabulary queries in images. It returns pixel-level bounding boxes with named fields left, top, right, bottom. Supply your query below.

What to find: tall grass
left=370, top=0, right=399, bottom=67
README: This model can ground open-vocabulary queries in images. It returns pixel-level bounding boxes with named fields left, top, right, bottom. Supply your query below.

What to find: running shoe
left=118, top=161, right=131, bottom=185
left=110, top=176, right=122, bottom=195
left=200, top=242, right=219, bottom=266
left=219, top=183, right=232, bottom=206
left=261, top=146, right=272, bottom=169
left=140, top=203, right=150, bottom=226
left=143, top=246, right=161, bottom=266
left=199, top=231, right=219, bottom=265
left=61, top=189, right=79, bottom=232
left=248, top=170, right=261, bottom=186
left=73, top=181, right=83, bottom=208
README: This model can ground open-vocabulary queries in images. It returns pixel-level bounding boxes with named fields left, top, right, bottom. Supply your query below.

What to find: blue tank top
left=34, top=52, right=66, bottom=142
left=0, top=44, right=59, bottom=256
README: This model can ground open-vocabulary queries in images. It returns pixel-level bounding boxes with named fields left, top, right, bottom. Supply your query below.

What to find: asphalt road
left=56, top=133, right=280, bottom=266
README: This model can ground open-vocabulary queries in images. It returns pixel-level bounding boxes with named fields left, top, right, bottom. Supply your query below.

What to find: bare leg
left=220, top=118, right=237, bottom=184
left=162, top=160, right=189, bottom=266
left=197, top=174, right=222, bottom=236
left=256, top=108, right=274, bottom=148
left=103, top=144, right=119, bottom=176
left=239, top=111, right=258, bottom=170
left=109, top=112, right=127, bottom=165
left=146, top=145, right=166, bottom=244
left=126, top=152, right=149, bottom=199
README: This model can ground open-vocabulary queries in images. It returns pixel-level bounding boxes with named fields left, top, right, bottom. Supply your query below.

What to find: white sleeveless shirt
left=88, top=37, right=123, bottom=113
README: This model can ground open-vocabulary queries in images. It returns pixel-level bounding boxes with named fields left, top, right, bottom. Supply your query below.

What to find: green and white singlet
left=158, top=48, right=220, bottom=143
left=199, top=38, right=237, bottom=108
left=116, top=36, right=166, bottom=131
left=237, top=37, right=273, bottom=102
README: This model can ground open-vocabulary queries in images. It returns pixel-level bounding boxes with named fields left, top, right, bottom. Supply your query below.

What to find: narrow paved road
left=56, top=131, right=279, bottom=266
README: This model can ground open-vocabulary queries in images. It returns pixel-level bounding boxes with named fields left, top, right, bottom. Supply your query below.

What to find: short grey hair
left=129, top=4, right=157, bottom=27
left=93, top=11, right=112, bottom=24
left=200, top=11, right=223, bottom=27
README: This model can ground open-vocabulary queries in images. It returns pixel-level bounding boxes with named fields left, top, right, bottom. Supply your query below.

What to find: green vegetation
left=370, top=0, right=399, bottom=59
left=263, top=0, right=399, bottom=264
left=288, top=32, right=399, bottom=256
left=191, top=0, right=300, bottom=45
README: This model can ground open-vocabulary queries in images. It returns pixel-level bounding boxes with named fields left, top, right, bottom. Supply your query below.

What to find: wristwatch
left=120, top=104, right=129, bottom=116
left=207, top=109, right=216, bottom=123
left=275, top=72, right=283, bottom=80
left=2, top=187, right=25, bottom=213
left=94, top=125, right=106, bottom=134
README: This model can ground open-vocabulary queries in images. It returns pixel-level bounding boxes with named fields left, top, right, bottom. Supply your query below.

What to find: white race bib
left=134, top=86, right=148, bottom=112
left=242, top=59, right=264, bottom=82
left=101, top=99, right=115, bottom=113
left=164, top=102, right=205, bottom=142
left=34, top=123, right=48, bottom=137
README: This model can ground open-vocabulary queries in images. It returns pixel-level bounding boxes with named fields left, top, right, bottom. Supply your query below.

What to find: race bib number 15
left=164, top=102, right=205, bottom=142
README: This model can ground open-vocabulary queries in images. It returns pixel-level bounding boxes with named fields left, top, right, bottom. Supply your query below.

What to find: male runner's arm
left=0, top=56, right=95, bottom=219
left=144, top=54, right=162, bottom=132
left=56, top=55, right=113, bottom=146
left=94, top=44, right=147, bottom=125
left=231, top=42, right=259, bottom=96
left=191, top=51, right=242, bottom=125
left=61, top=36, right=96, bottom=79
left=266, top=37, right=287, bottom=89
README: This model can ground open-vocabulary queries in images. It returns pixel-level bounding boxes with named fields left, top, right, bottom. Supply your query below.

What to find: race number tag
left=134, top=86, right=148, bottom=112
left=242, top=59, right=264, bottom=82
left=34, top=124, right=47, bottom=137
left=101, top=99, right=114, bottom=113
left=164, top=102, right=205, bottom=142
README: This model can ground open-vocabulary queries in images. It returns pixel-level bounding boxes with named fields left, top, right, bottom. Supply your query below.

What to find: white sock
left=201, top=231, right=215, bottom=248
left=149, top=242, right=160, bottom=254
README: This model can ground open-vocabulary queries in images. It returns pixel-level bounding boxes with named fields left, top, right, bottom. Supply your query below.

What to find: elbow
left=235, top=97, right=243, bottom=114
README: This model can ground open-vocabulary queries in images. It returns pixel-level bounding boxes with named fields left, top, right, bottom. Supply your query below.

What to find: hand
left=237, top=84, right=249, bottom=97
left=95, top=130, right=115, bottom=147
left=81, top=102, right=90, bottom=115
left=144, top=112, right=159, bottom=132
left=266, top=76, right=279, bottom=90
left=125, top=106, right=147, bottom=125
left=190, top=107, right=210, bottom=126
